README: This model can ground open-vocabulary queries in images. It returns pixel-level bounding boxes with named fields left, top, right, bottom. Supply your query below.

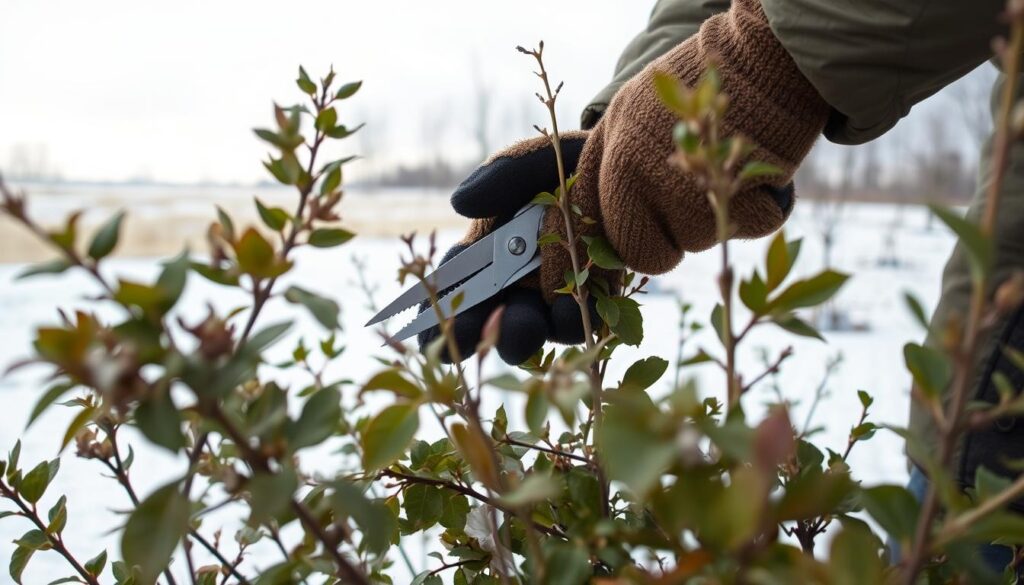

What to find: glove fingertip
left=496, top=289, right=549, bottom=365
left=548, top=295, right=602, bottom=345
left=451, top=134, right=590, bottom=221
left=765, top=182, right=795, bottom=216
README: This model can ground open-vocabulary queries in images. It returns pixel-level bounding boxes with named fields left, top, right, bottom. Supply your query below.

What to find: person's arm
left=582, top=0, right=729, bottom=129
left=590, top=0, right=1008, bottom=144
left=762, top=0, right=1006, bottom=144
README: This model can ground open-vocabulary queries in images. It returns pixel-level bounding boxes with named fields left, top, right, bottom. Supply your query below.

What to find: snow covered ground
left=0, top=198, right=957, bottom=582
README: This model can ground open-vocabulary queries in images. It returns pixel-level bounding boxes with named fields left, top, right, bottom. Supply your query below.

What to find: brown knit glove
left=544, top=0, right=830, bottom=289
left=421, top=0, right=829, bottom=364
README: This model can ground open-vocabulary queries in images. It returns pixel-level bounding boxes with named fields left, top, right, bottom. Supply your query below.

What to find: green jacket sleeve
left=582, top=0, right=729, bottom=129
left=761, top=0, right=1006, bottom=144
left=588, top=0, right=1006, bottom=144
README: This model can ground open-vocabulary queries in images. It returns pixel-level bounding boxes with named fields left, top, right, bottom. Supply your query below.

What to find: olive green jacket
left=584, top=0, right=1005, bottom=143
left=584, top=0, right=1023, bottom=493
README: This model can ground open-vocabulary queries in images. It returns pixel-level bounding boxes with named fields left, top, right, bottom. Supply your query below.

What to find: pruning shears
left=365, top=204, right=545, bottom=341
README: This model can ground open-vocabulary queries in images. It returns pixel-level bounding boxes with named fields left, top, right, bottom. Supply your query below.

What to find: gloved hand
left=420, top=0, right=830, bottom=365
left=417, top=132, right=604, bottom=366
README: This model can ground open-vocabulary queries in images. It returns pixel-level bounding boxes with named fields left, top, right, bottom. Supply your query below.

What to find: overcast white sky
left=0, top=1, right=652, bottom=183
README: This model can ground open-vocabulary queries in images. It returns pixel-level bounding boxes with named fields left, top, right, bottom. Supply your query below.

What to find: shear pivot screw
left=508, top=236, right=527, bottom=256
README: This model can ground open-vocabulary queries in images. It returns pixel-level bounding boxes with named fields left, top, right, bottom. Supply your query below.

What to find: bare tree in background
left=860, top=138, right=881, bottom=194
left=355, top=108, right=388, bottom=182
left=809, top=145, right=864, bottom=331
left=470, top=55, right=492, bottom=163
left=6, top=143, right=59, bottom=182
left=948, top=64, right=998, bottom=148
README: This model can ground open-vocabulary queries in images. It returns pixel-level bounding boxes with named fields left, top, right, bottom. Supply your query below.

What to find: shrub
left=2, top=11, right=1024, bottom=584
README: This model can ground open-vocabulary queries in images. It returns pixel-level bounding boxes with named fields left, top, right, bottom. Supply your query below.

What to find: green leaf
left=620, top=357, right=669, bottom=392
left=710, top=303, right=727, bottom=344
left=331, top=481, right=398, bottom=554
left=526, top=389, right=549, bottom=436
left=321, top=163, right=342, bottom=195
left=284, top=286, right=340, bottom=330
left=84, top=550, right=107, bottom=578
left=324, top=123, right=364, bottom=139
left=26, top=382, right=75, bottom=428
left=246, top=321, right=293, bottom=353
left=296, top=66, right=316, bottom=94
left=531, top=192, right=557, bottom=206
left=190, top=262, right=239, bottom=286
left=610, top=297, right=643, bottom=346
left=859, top=485, right=919, bottom=543
left=112, top=560, right=142, bottom=584
left=14, top=529, right=50, bottom=550
left=738, top=271, right=769, bottom=314
left=775, top=469, right=855, bottom=521
left=308, top=228, right=355, bottom=248
left=586, top=237, right=624, bottom=270
left=403, top=483, right=444, bottom=531
left=156, top=251, right=189, bottom=310
left=575, top=269, right=591, bottom=289
left=596, top=296, right=619, bottom=327
left=335, top=80, right=363, bottom=100
left=8, top=441, right=21, bottom=479
left=451, top=422, right=500, bottom=490
left=764, top=231, right=794, bottom=291
left=537, top=232, right=562, bottom=246
left=930, top=204, right=992, bottom=283
left=248, top=468, right=298, bottom=526
left=255, top=198, right=288, bottom=231
left=739, top=161, right=783, bottom=182
left=122, top=482, right=190, bottom=585
left=20, top=460, right=57, bottom=504
left=598, top=401, right=675, bottom=498
left=16, top=259, right=71, bottom=280
left=216, top=206, right=236, bottom=242
left=286, top=387, right=342, bottom=450
left=653, top=71, right=687, bottom=117
left=858, top=390, right=874, bottom=410
left=769, top=270, right=849, bottom=312
left=47, top=496, right=67, bottom=535
left=362, top=404, right=419, bottom=471
left=263, top=155, right=300, bottom=185
left=904, top=292, right=930, bottom=331
left=439, top=491, right=469, bottom=532
left=134, top=387, right=185, bottom=452
left=315, top=107, right=338, bottom=132
left=362, top=369, right=422, bottom=400
left=234, top=228, right=283, bottom=279
left=975, top=465, right=1012, bottom=502
left=87, top=211, right=126, bottom=261
left=500, top=474, right=561, bottom=507
left=903, top=342, right=951, bottom=399
left=9, top=545, right=34, bottom=584
left=545, top=543, right=592, bottom=585
left=829, top=523, right=885, bottom=585
left=772, top=313, right=824, bottom=341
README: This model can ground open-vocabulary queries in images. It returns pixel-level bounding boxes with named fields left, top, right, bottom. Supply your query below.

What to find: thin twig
left=208, top=406, right=370, bottom=585
left=380, top=469, right=566, bottom=539
left=501, top=436, right=590, bottom=464
left=519, top=41, right=610, bottom=520
left=0, top=480, right=100, bottom=585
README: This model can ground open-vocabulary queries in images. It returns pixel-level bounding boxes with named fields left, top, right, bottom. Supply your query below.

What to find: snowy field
left=0, top=198, right=956, bottom=582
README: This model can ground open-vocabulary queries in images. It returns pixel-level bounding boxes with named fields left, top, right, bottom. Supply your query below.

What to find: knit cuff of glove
left=583, top=0, right=830, bottom=280
left=700, top=0, right=829, bottom=171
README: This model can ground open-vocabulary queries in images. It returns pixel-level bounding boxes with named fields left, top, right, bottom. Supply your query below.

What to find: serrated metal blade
left=365, top=236, right=493, bottom=326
